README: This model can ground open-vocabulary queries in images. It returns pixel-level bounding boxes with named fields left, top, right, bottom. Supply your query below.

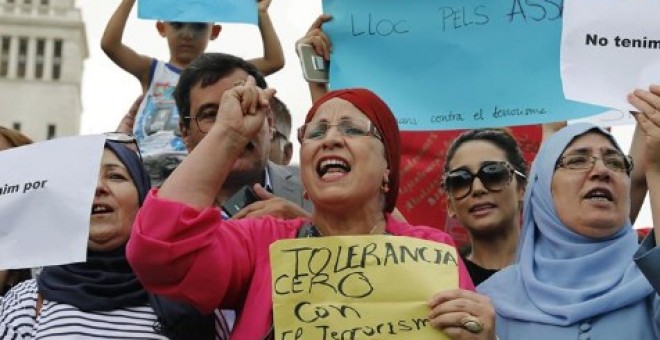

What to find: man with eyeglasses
left=175, top=53, right=312, bottom=216
left=136, top=52, right=311, bottom=339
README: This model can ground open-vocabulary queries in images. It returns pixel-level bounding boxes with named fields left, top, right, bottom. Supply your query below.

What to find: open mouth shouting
left=317, top=156, right=351, bottom=180
left=91, top=203, right=114, bottom=215
left=584, top=187, right=614, bottom=203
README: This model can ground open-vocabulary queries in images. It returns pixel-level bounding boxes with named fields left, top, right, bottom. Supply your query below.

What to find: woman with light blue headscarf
left=478, top=86, right=660, bottom=339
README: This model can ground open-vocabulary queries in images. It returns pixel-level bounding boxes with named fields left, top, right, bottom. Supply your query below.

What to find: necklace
left=311, top=221, right=384, bottom=237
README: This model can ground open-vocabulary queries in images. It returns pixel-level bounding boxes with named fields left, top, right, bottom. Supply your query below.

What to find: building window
left=47, top=124, right=56, bottom=139
left=12, top=122, right=21, bottom=131
left=35, top=38, right=45, bottom=79
left=17, top=37, right=28, bottom=79
left=19, top=0, right=29, bottom=13
left=52, top=39, right=62, bottom=80
left=0, top=36, right=9, bottom=77
left=37, top=0, right=47, bottom=14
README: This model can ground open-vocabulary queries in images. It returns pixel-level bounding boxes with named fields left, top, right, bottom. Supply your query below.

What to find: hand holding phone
left=297, top=43, right=329, bottom=83
left=221, top=185, right=259, bottom=217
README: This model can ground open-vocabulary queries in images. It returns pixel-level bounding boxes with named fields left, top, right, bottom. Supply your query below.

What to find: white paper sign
left=569, top=109, right=635, bottom=127
left=0, top=135, right=106, bottom=269
left=561, top=0, right=660, bottom=111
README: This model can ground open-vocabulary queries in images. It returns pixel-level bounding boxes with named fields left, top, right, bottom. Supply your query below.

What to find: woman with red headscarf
left=127, top=77, right=489, bottom=339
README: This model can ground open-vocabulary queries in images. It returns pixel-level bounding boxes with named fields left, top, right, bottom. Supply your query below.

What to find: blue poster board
left=139, top=0, right=257, bottom=25
left=323, top=0, right=607, bottom=130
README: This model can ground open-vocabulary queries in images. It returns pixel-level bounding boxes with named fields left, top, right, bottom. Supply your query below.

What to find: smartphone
left=297, top=43, right=329, bottom=83
left=221, top=185, right=259, bottom=217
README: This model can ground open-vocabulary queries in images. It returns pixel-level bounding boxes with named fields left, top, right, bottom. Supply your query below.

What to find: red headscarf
left=305, top=88, right=400, bottom=213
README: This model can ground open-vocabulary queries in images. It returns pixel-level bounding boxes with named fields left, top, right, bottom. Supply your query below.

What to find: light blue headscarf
left=478, top=122, right=653, bottom=325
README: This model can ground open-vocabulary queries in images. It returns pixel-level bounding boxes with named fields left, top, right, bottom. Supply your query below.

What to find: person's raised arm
left=628, top=123, right=648, bottom=223
left=158, top=76, right=276, bottom=209
left=247, top=0, right=284, bottom=76
left=296, top=14, right=332, bottom=103
left=101, top=0, right=153, bottom=91
left=628, top=84, right=660, bottom=245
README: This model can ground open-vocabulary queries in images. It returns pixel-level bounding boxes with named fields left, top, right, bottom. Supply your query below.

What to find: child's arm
left=247, top=0, right=284, bottom=76
left=101, top=0, right=153, bottom=92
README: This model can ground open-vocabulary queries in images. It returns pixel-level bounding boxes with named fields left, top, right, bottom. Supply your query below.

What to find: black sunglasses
left=442, top=161, right=525, bottom=200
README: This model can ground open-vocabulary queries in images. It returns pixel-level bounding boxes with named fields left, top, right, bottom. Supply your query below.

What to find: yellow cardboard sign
left=270, top=235, right=458, bottom=340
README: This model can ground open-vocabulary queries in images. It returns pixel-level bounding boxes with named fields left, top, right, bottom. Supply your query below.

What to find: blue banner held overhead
left=322, top=0, right=607, bottom=131
left=139, top=0, right=257, bottom=25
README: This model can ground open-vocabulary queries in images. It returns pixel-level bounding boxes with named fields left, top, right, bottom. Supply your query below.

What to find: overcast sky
left=74, top=1, right=651, bottom=228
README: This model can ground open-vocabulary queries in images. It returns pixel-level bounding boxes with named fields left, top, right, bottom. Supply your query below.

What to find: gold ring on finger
left=460, top=316, right=484, bottom=334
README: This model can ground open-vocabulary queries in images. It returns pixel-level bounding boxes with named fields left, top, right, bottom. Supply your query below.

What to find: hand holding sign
left=628, top=85, right=660, bottom=174
left=271, top=235, right=460, bottom=339
left=428, top=289, right=497, bottom=339
left=257, top=0, right=271, bottom=13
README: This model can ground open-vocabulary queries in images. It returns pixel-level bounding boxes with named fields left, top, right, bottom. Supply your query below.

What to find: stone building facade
left=0, top=0, right=87, bottom=140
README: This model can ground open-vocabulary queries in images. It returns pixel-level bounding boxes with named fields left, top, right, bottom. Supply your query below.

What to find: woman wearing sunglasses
left=442, top=129, right=527, bottom=286
left=475, top=85, right=660, bottom=339
left=126, top=79, right=498, bottom=339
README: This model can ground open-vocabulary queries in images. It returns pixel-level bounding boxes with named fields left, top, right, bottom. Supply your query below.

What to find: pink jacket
left=127, top=190, right=474, bottom=339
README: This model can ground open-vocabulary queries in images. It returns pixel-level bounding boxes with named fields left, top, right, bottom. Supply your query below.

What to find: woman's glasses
left=442, top=161, right=525, bottom=200
left=555, top=153, right=633, bottom=174
left=297, top=119, right=382, bottom=143
left=104, top=132, right=143, bottom=162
